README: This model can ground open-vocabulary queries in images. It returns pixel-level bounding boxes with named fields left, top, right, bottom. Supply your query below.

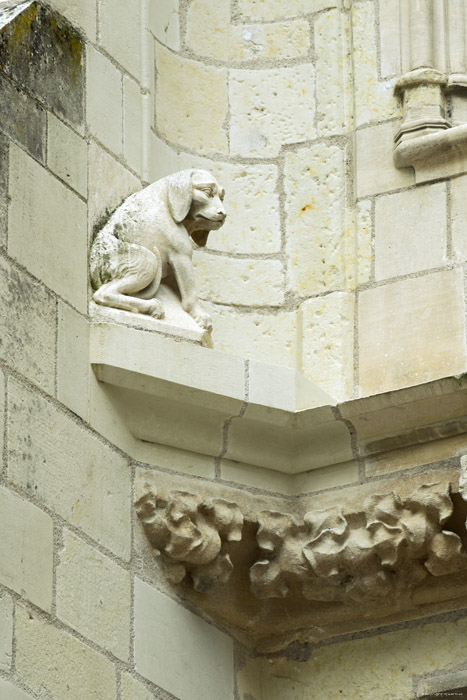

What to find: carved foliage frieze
left=136, top=483, right=467, bottom=602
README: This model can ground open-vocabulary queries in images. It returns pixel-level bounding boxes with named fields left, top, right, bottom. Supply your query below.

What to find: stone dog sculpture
left=89, top=169, right=226, bottom=330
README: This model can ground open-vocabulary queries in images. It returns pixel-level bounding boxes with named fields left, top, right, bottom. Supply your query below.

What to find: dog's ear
left=167, top=170, right=193, bottom=223
left=191, top=230, right=209, bottom=247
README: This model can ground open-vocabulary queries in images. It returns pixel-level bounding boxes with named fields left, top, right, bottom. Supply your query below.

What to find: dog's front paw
left=141, top=299, right=164, bottom=319
left=193, top=310, right=212, bottom=331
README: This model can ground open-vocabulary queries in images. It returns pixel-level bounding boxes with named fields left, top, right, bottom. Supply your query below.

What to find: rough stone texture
left=186, top=0, right=310, bottom=61
left=15, top=605, right=117, bottom=700
left=451, top=173, right=467, bottom=261
left=194, top=253, right=284, bottom=306
left=123, top=75, right=142, bottom=175
left=99, top=0, right=141, bottom=78
left=356, top=199, right=372, bottom=285
left=0, top=255, right=56, bottom=394
left=88, top=140, right=141, bottom=232
left=315, top=9, right=350, bottom=137
left=237, top=617, right=467, bottom=700
left=352, top=1, right=398, bottom=126
left=237, top=0, right=340, bottom=21
left=300, top=292, right=354, bottom=402
left=0, top=132, right=8, bottom=246
left=359, top=269, right=466, bottom=396
left=208, top=305, right=297, bottom=368
left=121, top=673, right=157, bottom=700
left=47, top=113, right=87, bottom=197
left=9, top=143, right=88, bottom=312
left=46, top=0, right=97, bottom=40
left=57, top=302, right=90, bottom=421
left=375, top=183, right=447, bottom=280
left=87, top=45, right=123, bottom=157
left=0, top=2, right=84, bottom=127
left=379, top=0, right=401, bottom=78
left=0, top=680, right=34, bottom=700
left=57, top=529, right=131, bottom=660
left=155, top=44, right=228, bottom=155
left=135, top=578, right=235, bottom=700
left=8, top=379, right=131, bottom=560
left=0, top=594, right=13, bottom=671
left=0, top=486, right=53, bottom=611
left=149, top=0, right=180, bottom=51
left=0, top=72, right=46, bottom=162
left=230, top=65, right=316, bottom=157
left=356, top=121, right=415, bottom=198
left=285, top=143, right=345, bottom=296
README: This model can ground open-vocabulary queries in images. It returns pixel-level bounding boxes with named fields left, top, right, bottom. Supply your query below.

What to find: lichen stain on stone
left=48, top=13, right=83, bottom=86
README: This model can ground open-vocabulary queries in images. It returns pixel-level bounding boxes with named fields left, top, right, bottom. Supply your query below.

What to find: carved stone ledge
left=135, top=473, right=467, bottom=652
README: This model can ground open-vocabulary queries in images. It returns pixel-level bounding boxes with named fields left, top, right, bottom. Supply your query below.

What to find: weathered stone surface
left=123, top=75, right=142, bottom=175
left=99, top=0, right=141, bottom=78
left=0, top=72, right=46, bottom=162
left=356, top=121, right=415, bottom=198
left=135, top=578, right=235, bottom=700
left=57, top=302, right=89, bottom=420
left=0, top=255, right=55, bottom=393
left=0, top=2, right=84, bottom=126
left=16, top=606, right=116, bottom=700
left=156, top=45, right=228, bottom=155
left=47, top=113, right=87, bottom=196
left=375, top=183, right=447, bottom=280
left=285, top=143, right=345, bottom=296
left=0, top=132, right=8, bottom=246
left=186, top=0, right=310, bottom=61
left=359, top=270, right=466, bottom=396
left=315, top=9, right=350, bottom=137
left=149, top=0, right=180, bottom=50
left=0, top=680, right=34, bottom=700
left=8, top=379, right=131, bottom=560
left=356, top=199, right=372, bottom=285
left=46, top=0, right=97, bottom=40
left=0, top=486, right=53, bottom=611
left=194, top=252, right=284, bottom=306
left=237, top=0, right=339, bottom=20
left=451, top=173, right=467, bottom=262
left=87, top=45, right=123, bottom=157
left=379, top=0, right=401, bottom=78
left=0, top=594, right=13, bottom=671
left=300, top=292, right=354, bottom=402
left=57, top=530, right=131, bottom=660
left=9, top=143, right=88, bottom=312
left=230, top=65, right=316, bottom=157
left=121, top=673, right=158, bottom=700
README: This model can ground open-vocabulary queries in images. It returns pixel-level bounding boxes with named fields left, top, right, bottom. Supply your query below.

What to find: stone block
left=148, top=132, right=180, bottom=182
left=149, top=0, right=180, bottom=50
left=87, top=45, right=123, bottom=157
left=15, top=605, right=116, bottom=700
left=230, top=65, right=316, bottom=157
left=135, top=578, right=235, bottom=700
left=156, top=45, right=228, bottom=155
left=0, top=3, right=84, bottom=126
left=375, top=183, right=447, bottom=280
left=8, top=379, right=131, bottom=560
left=186, top=0, right=309, bottom=61
left=177, top=153, right=281, bottom=254
left=352, top=1, right=398, bottom=126
left=0, top=486, right=53, bottom=611
left=136, top=444, right=216, bottom=479
left=47, top=113, right=87, bottom=197
left=193, top=252, right=284, bottom=306
left=57, top=302, right=90, bottom=420
left=292, top=461, right=359, bottom=496
left=99, top=0, right=141, bottom=78
left=220, top=459, right=292, bottom=494
left=356, top=121, right=415, bottom=198
left=315, top=9, right=350, bottom=136
left=0, top=132, right=7, bottom=247
left=0, top=594, right=13, bottom=670
left=9, top=143, right=88, bottom=312
left=237, top=0, right=340, bottom=20
left=57, top=529, right=131, bottom=660
left=123, top=75, right=142, bottom=175
left=284, top=143, right=345, bottom=296
left=379, top=0, right=401, bottom=78
left=356, top=199, right=372, bottom=285
left=0, top=72, right=46, bottom=162
left=121, top=673, right=155, bottom=700
left=451, top=173, right=467, bottom=261
left=208, top=305, right=297, bottom=368
left=300, top=292, right=355, bottom=402
left=46, top=0, right=97, bottom=40
left=88, top=140, right=141, bottom=232
left=358, top=269, right=466, bottom=396
left=0, top=255, right=55, bottom=394
left=0, top=680, right=34, bottom=700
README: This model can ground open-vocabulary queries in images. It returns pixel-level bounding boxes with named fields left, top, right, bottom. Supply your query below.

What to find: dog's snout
left=218, top=209, right=226, bottom=219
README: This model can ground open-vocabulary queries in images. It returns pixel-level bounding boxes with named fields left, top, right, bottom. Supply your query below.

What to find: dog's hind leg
left=93, top=243, right=164, bottom=318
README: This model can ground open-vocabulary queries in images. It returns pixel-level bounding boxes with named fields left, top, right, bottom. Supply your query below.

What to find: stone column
left=446, top=0, right=467, bottom=125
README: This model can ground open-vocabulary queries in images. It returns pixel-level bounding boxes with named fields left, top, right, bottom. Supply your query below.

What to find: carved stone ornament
left=136, top=479, right=467, bottom=652
left=89, top=169, right=226, bottom=330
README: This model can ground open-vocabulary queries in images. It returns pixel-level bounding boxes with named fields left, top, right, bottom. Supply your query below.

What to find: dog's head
left=167, top=169, right=226, bottom=247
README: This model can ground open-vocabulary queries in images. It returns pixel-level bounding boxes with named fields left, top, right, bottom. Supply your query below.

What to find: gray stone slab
left=0, top=2, right=84, bottom=126
left=0, top=72, right=46, bottom=161
left=0, top=133, right=8, bottom=246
